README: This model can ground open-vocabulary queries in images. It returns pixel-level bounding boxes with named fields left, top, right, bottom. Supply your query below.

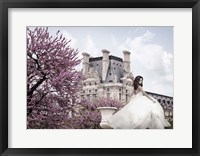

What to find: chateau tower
left=82, top=52, right=90, bottom=74
left=123, top=50, right=131, bottom=73
left=102, top=49, right=110, bottom=82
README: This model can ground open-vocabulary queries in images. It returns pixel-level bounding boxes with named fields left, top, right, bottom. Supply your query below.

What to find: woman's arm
left=138, top=86, right=156, bottom=103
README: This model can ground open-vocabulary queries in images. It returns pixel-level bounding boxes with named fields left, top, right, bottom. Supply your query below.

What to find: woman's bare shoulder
left=137, top=86, right=143, bottom=91
left=135, top=88, right=141, bottom=94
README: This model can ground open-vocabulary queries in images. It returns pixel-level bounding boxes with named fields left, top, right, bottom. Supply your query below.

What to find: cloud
left=118, top=30, right=174, bottom=96
left=74, top=35, right=100, bottom=71
left=83, top=36, right=100, bottom=57
left=62, top=31, right=77, bottom=49
left=111, top=34, right=117, bottom=46
left=61, top=31, right=83, bottom=71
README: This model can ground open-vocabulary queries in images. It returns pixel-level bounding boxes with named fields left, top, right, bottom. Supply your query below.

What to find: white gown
left=108, top=92, right=171, bottom=129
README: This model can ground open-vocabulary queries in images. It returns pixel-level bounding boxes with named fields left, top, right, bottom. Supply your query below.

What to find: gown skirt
left=108, top=92, right=171, bottom=129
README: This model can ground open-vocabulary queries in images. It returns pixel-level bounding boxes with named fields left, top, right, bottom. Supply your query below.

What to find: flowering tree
left=27, top=27, right=83, bottom=128
left=71, top=97, right=123, bottom=129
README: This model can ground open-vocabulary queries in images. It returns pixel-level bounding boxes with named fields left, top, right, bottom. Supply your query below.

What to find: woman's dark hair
left=133, top=75, right=143, bottom=90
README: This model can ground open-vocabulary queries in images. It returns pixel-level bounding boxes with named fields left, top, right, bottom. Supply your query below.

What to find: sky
left=45, top=26, right=173, bottom=97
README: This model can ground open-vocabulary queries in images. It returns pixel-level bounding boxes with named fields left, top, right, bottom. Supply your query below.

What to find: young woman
left=108, top=75, right=171, bottom=129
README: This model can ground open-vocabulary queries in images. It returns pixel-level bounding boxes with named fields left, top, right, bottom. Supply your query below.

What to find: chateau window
left=89, top=90, right=91, bottom=93
left=119, top=89, right=121, bottom=92
left=107, top=88, right=110, bottom=91
left=107, top=93, right=110, bottom=98
left=126, top=94, right=128, bottom=102
left=83, top=90, right=85, bottom=93
left=158, top=99, right=161, bottom=103
left=95, top=89, right=97, bottom=92
left=109, top=73, right=112, bottom=75
left=119, top=93, right=121, bottom=100
left=162, top=100, right=166, bottom=104
left=96, top=64, right=99, bottom=66
left=94, top=82, right=97, bottom=85
left=109, top=80, right=113, bottom=83
left=114, top=67, right=116, bottom=70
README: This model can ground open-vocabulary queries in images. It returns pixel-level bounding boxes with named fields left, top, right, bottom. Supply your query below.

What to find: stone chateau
left=79, top=49, right=173, bottom=121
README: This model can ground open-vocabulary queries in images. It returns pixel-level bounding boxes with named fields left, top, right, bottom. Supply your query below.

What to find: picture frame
left=0, top=0, right=199, bottom=156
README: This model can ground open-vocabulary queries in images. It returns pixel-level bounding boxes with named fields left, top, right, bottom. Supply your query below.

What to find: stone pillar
left=82, top=52, right=90, bottom=75
left=102, top=49, right=110, bottom=82
left=123, top=50, right=131, bottom=73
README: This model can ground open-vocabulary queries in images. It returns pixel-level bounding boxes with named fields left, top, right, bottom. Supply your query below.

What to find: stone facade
left=80, top=49, right=134, bottom=105
left=79, top=49, right=173, bottom=120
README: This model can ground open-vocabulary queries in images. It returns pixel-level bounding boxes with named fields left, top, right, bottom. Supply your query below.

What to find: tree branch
left=27, top=75, right=46, bottom=97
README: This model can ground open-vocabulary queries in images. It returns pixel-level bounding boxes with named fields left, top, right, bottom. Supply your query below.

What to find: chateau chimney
left=82, top=52, right=90, bottom=74
left=102, top=49, right=110, bottom=82
left=123, top=50, right=131, bottom=73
